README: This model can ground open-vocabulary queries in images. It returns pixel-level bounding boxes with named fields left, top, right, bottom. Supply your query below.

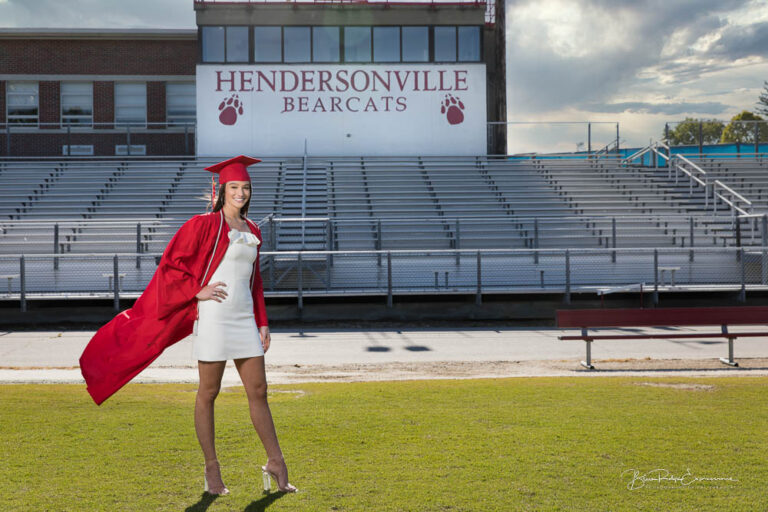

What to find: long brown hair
left=211, top=182, right=251, bottom=218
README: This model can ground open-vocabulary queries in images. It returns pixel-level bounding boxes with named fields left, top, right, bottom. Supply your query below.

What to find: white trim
left=0, top=74, right=194, bottom=81
left=201, top=211, right=225, bottom=287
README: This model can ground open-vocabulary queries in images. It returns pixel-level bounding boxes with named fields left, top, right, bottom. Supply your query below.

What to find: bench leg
left=581, top=340, right=595, bottom=370
left=719, top=337, right=739, bottom=367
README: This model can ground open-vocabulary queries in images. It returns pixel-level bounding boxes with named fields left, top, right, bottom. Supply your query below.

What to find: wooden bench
left=557, top=306, right=768, bottom=369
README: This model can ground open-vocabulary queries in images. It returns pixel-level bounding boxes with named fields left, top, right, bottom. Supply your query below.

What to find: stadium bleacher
left=1, top=153, right=767, bottom=300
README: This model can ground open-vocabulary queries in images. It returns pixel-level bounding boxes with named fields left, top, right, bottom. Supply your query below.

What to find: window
left=458, top=26, right=481, bottom=61
left=115, top=82, right=146, bottom=127
left=284, top=26, right=311, bottom=62
left=7, top=82, right=39, bottom=126
left=313, top=26, right=340, bottom=63
left=166, top=83, right=196, bottom=127
left=373, top=27, right=400, bottom=62
left=344, top=27, right=371, bottom=62
left=254, top=26, right=282, bottom=62
left=115, top=145, right=147, bottom=156
left=434, top=26, right=457, bottom=62
left=202, top=26, right=225, bottom=62
left=226, top=26, right=249, bottom=62
left=62, top=145, right=94, bottom=156
left=201, top=24, right=482, bottom=64
left=402, top=26, right=429, bottom=62
left=61, top=82, right=93, bottom=127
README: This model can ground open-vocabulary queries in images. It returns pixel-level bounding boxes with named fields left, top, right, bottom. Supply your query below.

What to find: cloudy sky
left=1, top=0, right=767, bottom=152
left=506, top=0, right=768, bottom=151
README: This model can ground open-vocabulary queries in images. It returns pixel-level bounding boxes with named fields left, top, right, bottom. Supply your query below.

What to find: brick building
left=1, top=0, right=505, bottom=157
left=0, top=28, right=197, bottom=156
left=194, top=0, right=505, bottom=156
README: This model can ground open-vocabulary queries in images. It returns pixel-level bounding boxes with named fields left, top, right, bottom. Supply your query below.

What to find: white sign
left=196, top=64, right=487, bottom=156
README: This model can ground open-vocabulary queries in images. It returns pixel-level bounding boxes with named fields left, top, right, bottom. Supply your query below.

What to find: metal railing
left=492, top=121, right=621, bottom=157
left=664, top=120, right=768, bottom=155
left=193, top=0, right=496, bottom=24
left=623, top=140, right=756, bottom=218
left=1, top=246, right=764, bottom=310
left=1, top=121, right=196, bottom=157
left=3, top=213, right=763, bottom=256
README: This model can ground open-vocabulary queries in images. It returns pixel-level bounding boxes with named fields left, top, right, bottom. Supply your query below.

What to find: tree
left=664, top=118, right=724, bottom=145
left=720, top=111, right=768, bottom=144
left=757, top=81, right=768, bottom=117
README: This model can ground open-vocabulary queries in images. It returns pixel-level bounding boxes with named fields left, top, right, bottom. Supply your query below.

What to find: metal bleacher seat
left=1, top=153, right=764, bottom=257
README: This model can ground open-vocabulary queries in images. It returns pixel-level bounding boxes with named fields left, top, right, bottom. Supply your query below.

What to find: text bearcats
left=282, top=96, right=407, bottom=114
left=216, top=69, right=469, bottom=94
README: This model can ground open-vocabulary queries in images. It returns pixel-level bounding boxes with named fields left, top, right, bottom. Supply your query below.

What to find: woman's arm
left=247, top=222, right=271, bottom=351
left=251, top=247, right=269, bottom=328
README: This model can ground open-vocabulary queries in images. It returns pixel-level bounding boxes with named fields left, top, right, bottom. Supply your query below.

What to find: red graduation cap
left=204, top=155, right=261, bottom=209
left=204, top=155, right=261, bottom=184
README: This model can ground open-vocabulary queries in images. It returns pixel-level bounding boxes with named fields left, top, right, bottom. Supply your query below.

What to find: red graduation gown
left=79, top=211, right=269, bottom=405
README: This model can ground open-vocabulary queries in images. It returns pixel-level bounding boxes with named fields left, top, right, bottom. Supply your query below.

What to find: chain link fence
left=1, top=246, right=765, bottom=311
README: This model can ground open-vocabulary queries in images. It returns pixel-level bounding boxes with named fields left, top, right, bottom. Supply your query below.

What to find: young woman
left=79, top=155, right=296, bottom=495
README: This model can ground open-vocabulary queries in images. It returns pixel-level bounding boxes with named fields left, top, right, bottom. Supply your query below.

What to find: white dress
left=194, top=229, right=263, bottom=361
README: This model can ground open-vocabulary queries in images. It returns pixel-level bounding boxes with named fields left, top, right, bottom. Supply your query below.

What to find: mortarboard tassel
left=210, top=175, right=216, bottom=211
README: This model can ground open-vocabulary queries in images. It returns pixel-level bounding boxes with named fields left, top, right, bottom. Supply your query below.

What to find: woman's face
left=224, top=180, right=251, bottom=211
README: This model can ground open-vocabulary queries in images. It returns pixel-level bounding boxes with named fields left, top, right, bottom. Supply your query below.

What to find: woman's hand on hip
left=260, top=325, right=271, bottom=352
left=195, top=281, right=228, bottom=302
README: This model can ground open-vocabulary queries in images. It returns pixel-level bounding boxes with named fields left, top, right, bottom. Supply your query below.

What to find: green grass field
left=1, top=377, right=766, bottom=511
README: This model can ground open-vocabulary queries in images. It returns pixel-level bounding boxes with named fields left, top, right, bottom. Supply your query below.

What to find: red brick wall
left=0, top=36, right=197, bottom=156
left=0, top=39, right=197, bottom=75
left=93, top=81, right=114, bottom=129
left=39, top=81, right=60, bottom=129
left=147, top=81, right=166, bottom=128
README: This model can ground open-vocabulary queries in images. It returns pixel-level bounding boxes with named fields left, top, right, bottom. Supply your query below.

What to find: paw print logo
left=218, top=94, right=243, bottom=126
left=440, top=94, right=465, bottom=125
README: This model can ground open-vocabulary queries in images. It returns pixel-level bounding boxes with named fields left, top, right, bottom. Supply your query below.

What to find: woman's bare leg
left=235, top=356, right=296, bottom=491
left=196, top=360, right=228, bottom=494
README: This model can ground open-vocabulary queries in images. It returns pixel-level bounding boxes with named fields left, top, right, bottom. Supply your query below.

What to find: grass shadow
left=184, top=493, right=219, bottom=512
left=243, top=491, right=287, bottom=511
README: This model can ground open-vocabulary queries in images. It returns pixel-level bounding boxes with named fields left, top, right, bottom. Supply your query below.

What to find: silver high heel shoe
left=261, top=462, right=298, bottom=493
left=203, top=465, right=230, bottom=496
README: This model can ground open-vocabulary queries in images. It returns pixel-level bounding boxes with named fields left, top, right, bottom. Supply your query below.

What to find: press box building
left=0, top=0, right=505, bottom=157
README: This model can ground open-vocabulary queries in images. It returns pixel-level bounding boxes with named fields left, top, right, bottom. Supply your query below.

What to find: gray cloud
left=710, top=21, right=768, bottom=59
left=581, top=101, right=731, bottom=115
left=0, top=0, right=195, bottom=28
left=506, top=0, right=760, bottom=115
